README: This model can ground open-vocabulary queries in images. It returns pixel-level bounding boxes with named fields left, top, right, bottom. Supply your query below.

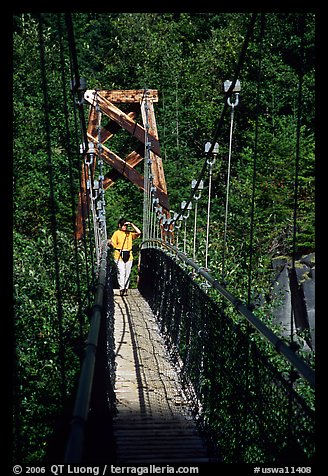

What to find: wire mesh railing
left=138, top=246, right=315, bottom=464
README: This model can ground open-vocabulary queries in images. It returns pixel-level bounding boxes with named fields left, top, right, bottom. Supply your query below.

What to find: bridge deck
left=113, top=289, right=210, bottom=464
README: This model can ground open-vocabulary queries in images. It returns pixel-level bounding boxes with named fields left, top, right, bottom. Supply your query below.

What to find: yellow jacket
left=110, top=230, right=139, bottom=261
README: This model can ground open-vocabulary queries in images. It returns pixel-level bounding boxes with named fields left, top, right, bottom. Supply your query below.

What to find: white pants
left=116, top=259, right=133, bottom=290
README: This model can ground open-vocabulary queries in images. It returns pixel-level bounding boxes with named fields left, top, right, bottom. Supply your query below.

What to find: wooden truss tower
left=76, top=89, right=169, bottom=239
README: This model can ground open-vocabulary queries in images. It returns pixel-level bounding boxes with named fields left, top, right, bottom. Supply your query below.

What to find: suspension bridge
left=23, top=13, right=315, bottom=467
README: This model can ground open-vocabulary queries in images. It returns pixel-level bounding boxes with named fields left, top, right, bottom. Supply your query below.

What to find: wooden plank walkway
left=112, top=289, right=210, bottom=464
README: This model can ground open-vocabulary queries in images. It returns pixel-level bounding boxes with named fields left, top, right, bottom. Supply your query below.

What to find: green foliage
left=13, top=228, right=90, bottom=461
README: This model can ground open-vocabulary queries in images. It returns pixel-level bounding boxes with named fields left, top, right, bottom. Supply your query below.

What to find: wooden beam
left=87, top=134, right=169, bottom=210
left=87, top=106, right=99, bottom=139
left=98, top=89, right=158, bottom=103
left=103, top=149, right=144, bottom=189
left=140, top=99, right=167, bottom=194
left=84, top=90, right=161, bottom=157
left=75, top=162, right=90, bottom=240
left=87, top=106, right=139, bottom=144
left=100, top=109, right=138, bottom=144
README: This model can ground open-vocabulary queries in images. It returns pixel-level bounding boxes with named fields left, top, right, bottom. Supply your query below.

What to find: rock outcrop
left=271, top=253, right=315, bottom=351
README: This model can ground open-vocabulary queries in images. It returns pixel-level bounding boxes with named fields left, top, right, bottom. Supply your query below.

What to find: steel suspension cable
left=247, top=13, right=265, bottom=307
left=96, top=97, right=108, bottom=255
left=241, top=13, right=265, bottom=454
left=57, top=13, right=84, bottom=337
left=205, top=158, right=214, bottom=270
left=173, top=12, right=257, bottom=225
left=64, top=13, right=88, bottom=141
left=65, top=12, right=96, bottom=294
left=63, top=19, right=92, bottom=303
left=290, top=13, right=307, bottom=346
left=90, top=92, right=108, bottom=269
left=70, top=86, right=93, bottom=310
left=142, top=88, right=154, bottom=245
left=37, top=13, right=66, bottom=399
left=222, top=97, right=237, bottom=282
